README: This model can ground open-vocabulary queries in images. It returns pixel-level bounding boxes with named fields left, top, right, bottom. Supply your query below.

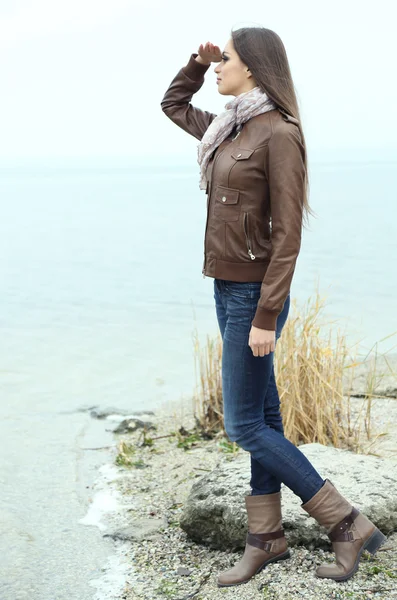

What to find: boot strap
left=246, top=529, right=285, bottom=552
left=329, top=507, right=360, bottom=542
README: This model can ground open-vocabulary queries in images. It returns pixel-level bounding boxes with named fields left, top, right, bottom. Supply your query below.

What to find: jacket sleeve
left=160, top=53, right=217, bottom=141
left=251, top=124, right=306, bottom=331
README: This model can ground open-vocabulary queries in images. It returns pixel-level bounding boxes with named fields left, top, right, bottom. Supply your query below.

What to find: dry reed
left=191, top=289, right=396, bottom=452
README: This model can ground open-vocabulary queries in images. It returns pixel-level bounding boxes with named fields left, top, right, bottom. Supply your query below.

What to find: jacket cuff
left=251, top=306, right=280, bottom=331
left=182, top=53, right=212, bottom=81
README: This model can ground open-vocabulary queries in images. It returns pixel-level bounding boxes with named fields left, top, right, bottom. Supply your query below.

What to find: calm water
left=0, top=158, right=396, bottom=598
left=1, top=159, right=397, bottom=414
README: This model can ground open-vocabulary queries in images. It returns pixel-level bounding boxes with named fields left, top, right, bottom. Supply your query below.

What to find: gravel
left=111, top=395, right=397, bottom=600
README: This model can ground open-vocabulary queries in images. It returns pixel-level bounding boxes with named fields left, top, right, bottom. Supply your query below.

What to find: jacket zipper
left=202, top=143, right=230, bottom=278
left=243, top=212, right=256, bottom=260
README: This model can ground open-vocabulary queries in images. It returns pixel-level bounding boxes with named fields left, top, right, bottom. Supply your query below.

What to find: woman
left=160, top=27, right=386, bottom=588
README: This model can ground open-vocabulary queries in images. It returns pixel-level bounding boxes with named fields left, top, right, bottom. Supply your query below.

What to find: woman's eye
left=221, top=56, right=228, bottom=62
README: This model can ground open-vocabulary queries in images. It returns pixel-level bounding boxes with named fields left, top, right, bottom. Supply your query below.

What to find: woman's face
left=214, top=38, right=257, bottom=97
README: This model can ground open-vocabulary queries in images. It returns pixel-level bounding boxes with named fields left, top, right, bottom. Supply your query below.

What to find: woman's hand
left=197, top=42, right=222, bottom=65
left=249, top=325, right=276, bottom=357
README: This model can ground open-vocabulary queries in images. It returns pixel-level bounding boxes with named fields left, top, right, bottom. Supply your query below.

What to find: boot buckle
left=329, top=507, right=359, bottom=542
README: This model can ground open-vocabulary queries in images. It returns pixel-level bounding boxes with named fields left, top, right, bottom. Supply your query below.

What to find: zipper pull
left=248, top=249, right=256, bottom=260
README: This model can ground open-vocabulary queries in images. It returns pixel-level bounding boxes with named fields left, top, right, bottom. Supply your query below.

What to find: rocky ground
left=98, top=391, right=397, bottom=600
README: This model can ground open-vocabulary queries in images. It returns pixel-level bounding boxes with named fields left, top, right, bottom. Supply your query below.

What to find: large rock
left=179, top=443, right=397, bottom=550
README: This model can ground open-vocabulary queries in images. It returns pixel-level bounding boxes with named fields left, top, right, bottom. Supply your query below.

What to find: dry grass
left=192, top=329, right=224, bottom=436
left=191, top=289, right=397, bottom=452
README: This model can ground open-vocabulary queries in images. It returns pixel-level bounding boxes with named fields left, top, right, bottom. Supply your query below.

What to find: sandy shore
left=108, top=394, right=397, bottom=600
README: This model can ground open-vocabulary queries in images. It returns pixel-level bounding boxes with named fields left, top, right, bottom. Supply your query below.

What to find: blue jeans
left=214, top=279, right=325, bottom=503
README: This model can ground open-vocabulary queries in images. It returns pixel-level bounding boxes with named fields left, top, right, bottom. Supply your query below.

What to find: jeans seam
left=234, top=422, right=324, bottom=498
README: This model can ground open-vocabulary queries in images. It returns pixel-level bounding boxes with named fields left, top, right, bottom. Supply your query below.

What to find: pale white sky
left=0, top=0, right=396, bottom=163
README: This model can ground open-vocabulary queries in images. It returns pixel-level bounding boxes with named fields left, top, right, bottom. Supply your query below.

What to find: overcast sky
left=0, top=0, right=396, bottom=163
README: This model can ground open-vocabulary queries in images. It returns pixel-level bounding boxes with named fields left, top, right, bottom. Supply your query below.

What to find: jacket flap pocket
left=215, top=185, right=240, bottom=205
left=231, top=148, right=254, bottom=160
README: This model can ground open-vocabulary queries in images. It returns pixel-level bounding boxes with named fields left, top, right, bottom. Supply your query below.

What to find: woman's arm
left=252, top=123, right=306, bottom=331
left=160, top=53, right=217, bottom=141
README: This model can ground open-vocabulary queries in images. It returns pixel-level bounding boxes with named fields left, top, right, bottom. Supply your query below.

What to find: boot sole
left=316, top=527, right=387, bottom=582
left=217, top=550, right=291, bottom=588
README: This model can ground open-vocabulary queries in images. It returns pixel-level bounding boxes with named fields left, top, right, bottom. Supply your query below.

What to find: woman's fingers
left=198, top=41, right=220, bottom=60
left=251, top=343, right=273, bottom=357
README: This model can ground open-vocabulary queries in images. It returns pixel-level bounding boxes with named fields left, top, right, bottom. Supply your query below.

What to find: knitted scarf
left=197, top=86, right=277, bottom=190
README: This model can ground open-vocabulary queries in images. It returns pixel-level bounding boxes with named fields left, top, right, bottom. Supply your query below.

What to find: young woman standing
left=161, top=26, right=386, bottom=588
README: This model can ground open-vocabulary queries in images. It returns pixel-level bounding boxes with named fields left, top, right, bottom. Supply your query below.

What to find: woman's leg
left=215, top=280, right=385, bottom=585
left=249, top=295, right=289, bottom=495
left=250, top=365, right=283, bottom=493
left=217, top=279, right=325, bottom=504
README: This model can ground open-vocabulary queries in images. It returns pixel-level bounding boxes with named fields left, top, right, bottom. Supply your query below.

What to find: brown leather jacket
left=161, top=53, right=306, bottom=331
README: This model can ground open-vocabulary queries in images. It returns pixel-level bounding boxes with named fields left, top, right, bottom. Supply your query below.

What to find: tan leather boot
left=217, top=491, right=290, bottom=587
left=302, top=479, right=387, bottom=581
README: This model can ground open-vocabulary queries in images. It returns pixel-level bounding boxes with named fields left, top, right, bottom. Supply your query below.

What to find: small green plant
left=367, top=564, right=397, bottom=578
left=115, top=441, right=136, bottom=467
left=260, top=586, right=282, bottom=600
left=155, top=579, right=178, bottom=597
left=142, top=435, right=154, bottom=447
left=168, top=519, right=180, bottom=528
left=217, top=439, right=239, bottom=455
left=115, top=454, right=130, bottom=467
left=136, top=427, right=155, bottom=447
left=115, top=441, right=148, bottom=469
left=131, top=459, right=146, bottom=469
left=176, top=426, right=202, bottom=451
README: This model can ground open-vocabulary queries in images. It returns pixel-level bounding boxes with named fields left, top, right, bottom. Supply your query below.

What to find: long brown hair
left=231, top=26, right=315, bottom=227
